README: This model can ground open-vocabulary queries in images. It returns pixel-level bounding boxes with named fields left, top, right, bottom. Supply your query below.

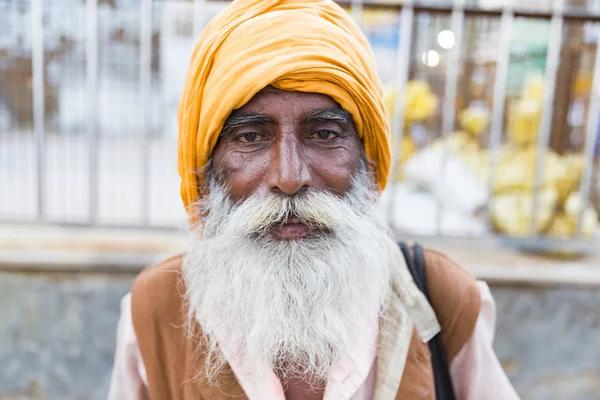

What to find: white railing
left=0, top=0, right=599, bottom=253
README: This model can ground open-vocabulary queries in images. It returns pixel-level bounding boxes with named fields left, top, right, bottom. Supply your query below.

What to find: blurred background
left=1, top=0, right=600, bottom=398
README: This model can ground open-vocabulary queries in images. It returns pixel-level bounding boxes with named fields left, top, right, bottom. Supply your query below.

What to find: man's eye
left=312, top=130, right=338, bottom=140
left=236, top=132, right=262, bottom=143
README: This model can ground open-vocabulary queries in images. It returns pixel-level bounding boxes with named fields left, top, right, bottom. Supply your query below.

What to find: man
left=108, top=0, right=519, bottom=399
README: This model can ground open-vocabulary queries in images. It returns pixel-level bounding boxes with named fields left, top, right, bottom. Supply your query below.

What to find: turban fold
left=178, top=0, right=390, bottom=213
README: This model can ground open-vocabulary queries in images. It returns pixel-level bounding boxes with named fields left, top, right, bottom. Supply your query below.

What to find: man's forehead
left=234, top=86, right=341, bottom=113
left=225, top=88, right=354, bottom=128
left=223, top=108, right=354, bottom=128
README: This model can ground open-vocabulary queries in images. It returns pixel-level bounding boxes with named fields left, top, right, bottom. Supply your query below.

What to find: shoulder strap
left=399, top=242, right=456, bottom=400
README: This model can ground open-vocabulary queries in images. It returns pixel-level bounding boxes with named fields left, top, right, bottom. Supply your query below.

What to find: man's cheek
left=306, top=154, right=361, bottom=195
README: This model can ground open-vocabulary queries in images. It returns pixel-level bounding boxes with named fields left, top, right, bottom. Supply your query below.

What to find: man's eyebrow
left=304, top=109, right=353, bottom=124
left=221, top=114, right=275, bottom=132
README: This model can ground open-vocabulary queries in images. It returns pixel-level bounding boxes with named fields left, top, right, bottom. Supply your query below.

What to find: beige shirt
left=108, top=282, right=519, bottom=400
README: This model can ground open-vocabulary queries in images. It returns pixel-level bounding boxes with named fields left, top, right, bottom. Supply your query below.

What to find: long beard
left=182, top=169, right=394, bottom=384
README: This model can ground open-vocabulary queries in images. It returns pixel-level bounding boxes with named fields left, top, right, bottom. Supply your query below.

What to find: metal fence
left=0, top=0, right=599, bottom=252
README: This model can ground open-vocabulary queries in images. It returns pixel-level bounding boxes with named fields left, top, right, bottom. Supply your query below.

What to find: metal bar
left=389, top=2, right=414, bottom=182
left=530, top=0, right=564, bottom=236
left=5, top=1, right=17, bottom=219
left=193, top=0, right=208, bottom=38
left=140, top=0, right=153, bottom=226
left=436, top=0, right=465, bottom=235
left=440, top=6, right=465, bottom=136
left=31, top=0, right=45, bottom=221
left=511, top=9, right=597, bottom=21
left=386, top=0, right=414, bottom=228
left=351, top=0, right=364, bottom=29
left=575, top=29, right=600, bottom=236
left=87, top=0, right=99, bottom=224
left=334, top=0, right=600, bottom=21
left=485, top=6, right=514, bottom=227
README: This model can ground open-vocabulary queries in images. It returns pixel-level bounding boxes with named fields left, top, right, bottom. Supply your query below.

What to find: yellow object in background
left=491, top=187, right=558, bottom=236
left=432, top=131, right=480, bottom=155
left=508, top=99, right=542, bottom=146
left=521, top=74, right=545, bottom=102
left=383, top=84, right=397, bottom=125
left=545, top=196, right=598, bottom=255
left=506, top=73, right=546, bottom=147
left=564, top=193, right=599, bottom=237
left=489, top=146, right=567, bottom=195
left=574, top=73, right=593, bottom=97
left=399, top=135, right=418, bottom=164
left=392, top=136, right=418, bottom=182
left=459, top=107, right=490, bottom=136
left=547, top=213, right=577, bottom=239
left=383, top=80, right=439, bottom=182
left=555, top=153, right=585, bottom=204
left=547, top=211, right=598, bottom=239
left=403, top=80, right=438, bottom=122
left=462, top=145, right=595, bottom=239
left=383, top=80, right=438, bottom=123
left=462, top=146, right=583, bottom=206
left=399, top=71, right=599, bottom=241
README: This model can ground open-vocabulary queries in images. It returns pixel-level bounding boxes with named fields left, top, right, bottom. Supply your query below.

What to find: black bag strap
left=399, top=242, right=456, bottom=400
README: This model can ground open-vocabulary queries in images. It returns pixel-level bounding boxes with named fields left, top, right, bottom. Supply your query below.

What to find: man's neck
left=283, top=377, right=325, bottom=400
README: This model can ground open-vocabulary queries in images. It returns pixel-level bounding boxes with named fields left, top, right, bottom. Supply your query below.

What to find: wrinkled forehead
left=237, top=86, right=339, bottom=111
left=224, top=86, right=358, bottom=133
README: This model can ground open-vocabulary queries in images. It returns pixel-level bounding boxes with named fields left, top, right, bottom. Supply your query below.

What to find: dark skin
left=211, top=86, right=364, bottom=399
left=212, top=86, right=364, bottom=241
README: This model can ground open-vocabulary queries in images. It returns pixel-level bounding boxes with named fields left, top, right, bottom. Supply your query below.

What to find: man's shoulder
left=131, top=254, right=185, bottom=324
left=421, top=247, right=482, bottom=361
left=134, top=254, right=184, bottom=289
left=422, top=247, right=478, bottom=289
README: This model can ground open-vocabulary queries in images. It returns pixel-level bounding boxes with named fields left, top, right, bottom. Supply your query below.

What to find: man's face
left=211, top=86, right=363, bottom=239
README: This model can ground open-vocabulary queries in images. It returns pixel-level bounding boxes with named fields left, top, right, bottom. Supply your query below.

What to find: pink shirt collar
left=221, top=314, right=380, bottom=400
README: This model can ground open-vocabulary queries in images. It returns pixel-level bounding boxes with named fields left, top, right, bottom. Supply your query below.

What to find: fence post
left=436, top=0, right=466, bottom=235
left=530, top=0, right=564, bottom=236
left=87, top=0, right=99, bottom=224
left=351, top=0, right=364, bottom=29
left=486, top=3, right=514, bottom=227
left=576, top=30, right=600, bottom=236
left=386, top=0, right=415, bottom=229
left=140, top=0, right=153, bottom=226
left=31, top=0, right=45, bottom=221
left=194, top=0, right=207, bottom=38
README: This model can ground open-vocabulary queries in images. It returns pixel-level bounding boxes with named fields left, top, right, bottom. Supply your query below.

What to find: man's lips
left=271, top=218, right=312, bottom=239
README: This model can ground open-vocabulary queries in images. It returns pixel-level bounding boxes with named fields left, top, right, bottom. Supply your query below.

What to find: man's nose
left=267, top=135, right=312, bottom=196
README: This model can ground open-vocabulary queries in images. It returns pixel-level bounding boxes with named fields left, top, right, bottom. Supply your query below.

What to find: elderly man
left=108, top=0, right=519, bottom=399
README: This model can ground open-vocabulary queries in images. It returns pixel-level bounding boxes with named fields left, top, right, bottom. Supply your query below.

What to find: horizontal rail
left=335, top=1, right=600, bottom=21
left=207, top=0, right=600, bottom=20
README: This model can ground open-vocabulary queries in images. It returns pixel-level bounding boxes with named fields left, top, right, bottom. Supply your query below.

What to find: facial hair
left=182, top=168, right=394, bottom=385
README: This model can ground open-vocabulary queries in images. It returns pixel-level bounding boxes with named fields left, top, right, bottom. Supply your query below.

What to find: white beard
left=182, top=168, right=394, bottom=384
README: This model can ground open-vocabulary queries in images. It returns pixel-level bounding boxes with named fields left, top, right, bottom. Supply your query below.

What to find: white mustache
left=238, top=191, right=345, bottom=237
left=198, top=178, right=376, bottom=241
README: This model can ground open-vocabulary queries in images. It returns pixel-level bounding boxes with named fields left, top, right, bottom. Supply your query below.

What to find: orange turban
left=177, top=0, right=390, bottom=213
